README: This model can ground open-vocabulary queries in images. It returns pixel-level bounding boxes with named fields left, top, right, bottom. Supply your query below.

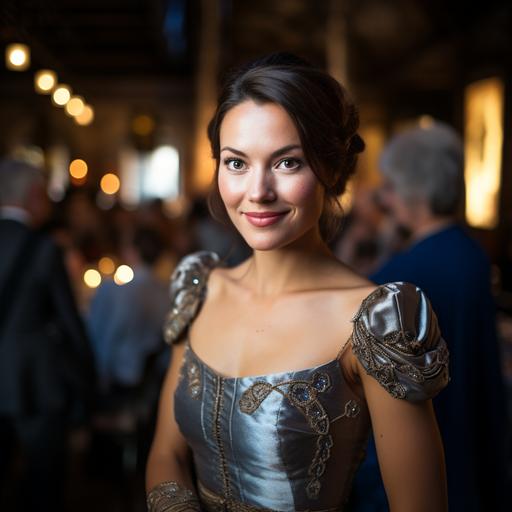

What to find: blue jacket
left=351, top=224, right=508, bottom=512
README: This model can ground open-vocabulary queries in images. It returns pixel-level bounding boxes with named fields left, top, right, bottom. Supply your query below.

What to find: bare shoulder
left=206, top=258, right=253, bottom=300
left=319, top=261, right=380, bottom=384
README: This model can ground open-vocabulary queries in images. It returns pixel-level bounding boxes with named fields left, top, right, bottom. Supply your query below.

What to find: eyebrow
left=220, top=144, right=302, bottom=160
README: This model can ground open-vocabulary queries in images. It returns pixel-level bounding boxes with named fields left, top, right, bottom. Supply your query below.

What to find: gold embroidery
left=197, top=480, right=344, bottom=512
left=146, top=481, right=200, bottom=511
left=239, top=373, right=360, bottom=500
left=212, top=376, right=232, bottom=500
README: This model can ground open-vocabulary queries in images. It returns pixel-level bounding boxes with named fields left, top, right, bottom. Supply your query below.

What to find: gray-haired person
left=0, top=159, right=95, bottom=511
left=350, top=121, right=509, bottom=512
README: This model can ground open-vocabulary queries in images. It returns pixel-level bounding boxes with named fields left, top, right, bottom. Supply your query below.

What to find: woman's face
left=218, top=100, right=325, bottom=251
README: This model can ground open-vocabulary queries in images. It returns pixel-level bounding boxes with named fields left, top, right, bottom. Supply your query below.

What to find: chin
left=240, top=228, right=311, bottom=252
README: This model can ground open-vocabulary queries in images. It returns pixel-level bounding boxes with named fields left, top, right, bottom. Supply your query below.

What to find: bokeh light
left=34, top=70, right=57, bottom=94
left=52, top=84, right=72, bottom=106
left=65, top=96, right=85, bottom=117
left=75, top=104, right=95, bottom=126
left=100, top=173, right=120, bottom=195
left=5, top=43, right=30, bottom=71
left=69, top=159, right=88, bottom=179
left=132, top=114, right=155, bottom=136
left=114, top=265, right=134, bottom=285
left=83, top=269, right=102, bottom=288
left=98, top=256, right=116, bottom=275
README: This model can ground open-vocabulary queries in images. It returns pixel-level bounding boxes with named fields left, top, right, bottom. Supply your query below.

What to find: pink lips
left=243, top=211, right=288, bottom=227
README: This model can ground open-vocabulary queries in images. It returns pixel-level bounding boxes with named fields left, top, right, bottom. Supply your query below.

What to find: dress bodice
left=175, top=339, right=370, bottom=511
left=166, top=251, right=449, bottom=511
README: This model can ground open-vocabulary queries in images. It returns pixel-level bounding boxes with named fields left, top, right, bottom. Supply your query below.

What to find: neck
left=410, top=215, right=455, bottom=243
left=242, top=229, right=335, bottom=296
left=0, top=205, right=32, bottom=226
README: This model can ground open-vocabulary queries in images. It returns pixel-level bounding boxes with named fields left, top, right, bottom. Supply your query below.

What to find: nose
left=248, top=166, right=276, bottom=203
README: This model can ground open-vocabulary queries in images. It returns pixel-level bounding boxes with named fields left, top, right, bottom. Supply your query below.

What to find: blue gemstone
left=313, top=374, right=329, bottom=391
left=310, top=406, right=322, bottom=418
left=293, top=386, right=310, bottom=402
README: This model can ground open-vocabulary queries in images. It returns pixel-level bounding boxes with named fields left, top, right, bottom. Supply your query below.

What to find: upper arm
left=358, top=359, right=447, bottom=512
left=349, top=282, right=449, bottom=511
left=149, top=342, right=190, bottom=464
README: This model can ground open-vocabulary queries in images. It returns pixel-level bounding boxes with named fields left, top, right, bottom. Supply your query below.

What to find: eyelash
left=222, top=157, right=303, bottom=172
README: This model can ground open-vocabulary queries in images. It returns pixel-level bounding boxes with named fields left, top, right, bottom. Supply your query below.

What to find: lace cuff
left=163, top=251, right=220, bottom=345
left=352, top=282, right=449, bottom=402
left=146, top=481, right=201, bottom=511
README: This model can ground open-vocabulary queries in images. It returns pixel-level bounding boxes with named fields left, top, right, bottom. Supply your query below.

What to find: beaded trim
left=146, top=481, right=200, bottom=512
left=239, top=373, right=360, bottom=500
left=187, top=359, right=202, bottom=399
left=212, top=375, right=232, bottom=501
left=351, top=285, right=450, bottom=400
left=163, top=251, right=219, bottom=345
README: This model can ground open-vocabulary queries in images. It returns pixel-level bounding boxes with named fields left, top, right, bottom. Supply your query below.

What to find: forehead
left=220, top=100, right=301, bottom=149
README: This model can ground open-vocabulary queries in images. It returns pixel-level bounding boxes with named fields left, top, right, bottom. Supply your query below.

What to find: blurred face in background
left=378, top=175, right=421, bottom=231
left=218, top=100, right=325, bottom=251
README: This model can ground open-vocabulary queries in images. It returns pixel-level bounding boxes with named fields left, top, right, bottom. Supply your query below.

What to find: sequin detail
left=187, top=360, right=202, bottom=399
left=239, top=372, right=360, bottom=499
left=163, top=251, right=220, bottom=345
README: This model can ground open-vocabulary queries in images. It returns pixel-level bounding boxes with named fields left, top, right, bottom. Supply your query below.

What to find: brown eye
left=276, top=158, right=301, bottom=170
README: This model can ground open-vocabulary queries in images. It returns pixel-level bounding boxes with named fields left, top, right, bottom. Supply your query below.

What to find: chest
left=189, top=292, right=357, bottom=379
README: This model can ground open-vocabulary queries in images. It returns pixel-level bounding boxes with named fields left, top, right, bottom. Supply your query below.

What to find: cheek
left=218, top=172, right=242, bottom=208
left=282, top=175, right=324, bottom=212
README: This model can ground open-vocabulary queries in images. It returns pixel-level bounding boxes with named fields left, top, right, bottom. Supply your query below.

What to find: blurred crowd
left=0, top=119, right=511, bottom=511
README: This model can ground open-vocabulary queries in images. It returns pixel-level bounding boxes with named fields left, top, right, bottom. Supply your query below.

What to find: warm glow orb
left=65, top=96, right=85, bottom=117
left=52, top=84, right=72, bottom=106
left=98, top=256, right=115, bottom=275
left=69, top=159, right=88, bottom=179
left=34, top=70, right=57, bottom=93
left=100, top=173, right=120, bottom=195
left=132, top=115, right=155, bottom=136
left=418, top=115, right=434, bottom=129
left=114, top=265, right=134, bottom=285
left=6, top=44, right=30, bottom=70
left=83, top=269, right=102, bottom=288
left=75, top=104, right=94, bottom=126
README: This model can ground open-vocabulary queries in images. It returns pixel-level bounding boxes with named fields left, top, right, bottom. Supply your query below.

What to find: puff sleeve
left=163, top=251, right=220, bottom=345
left=351, top=282, right=449, bottom=402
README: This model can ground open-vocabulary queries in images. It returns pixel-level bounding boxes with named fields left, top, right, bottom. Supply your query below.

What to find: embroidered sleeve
left=351, top=282, right=449, bottom=402
left=146, top=481, right=201, bottom=511
left=163, top=251, right=220, bottom=345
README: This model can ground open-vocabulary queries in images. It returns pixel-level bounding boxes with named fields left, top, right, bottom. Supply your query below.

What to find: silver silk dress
left=164, top=252, right=450, bottom=512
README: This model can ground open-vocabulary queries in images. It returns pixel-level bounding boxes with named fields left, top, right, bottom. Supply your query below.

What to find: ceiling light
left=52, top=84, right=72, bottom=107
left=6, top=43, right=30, bottom=71
left=65, top=96, right=85, bottom=117
left=34, top=69, right=57, bottom=93
left=75, top=104, right=94, bottom=126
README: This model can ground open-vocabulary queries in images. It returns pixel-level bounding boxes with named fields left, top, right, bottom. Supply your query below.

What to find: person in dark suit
left=349, top=122, right=509, bottom=512
left=0, top=159, right=96, bottom=511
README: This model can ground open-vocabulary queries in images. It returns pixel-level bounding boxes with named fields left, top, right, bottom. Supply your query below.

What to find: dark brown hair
left=207, top=53, right=365, bottom=242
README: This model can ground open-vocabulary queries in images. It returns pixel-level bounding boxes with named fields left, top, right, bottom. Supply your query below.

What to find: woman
left=146, top=54, right=449, bottom=512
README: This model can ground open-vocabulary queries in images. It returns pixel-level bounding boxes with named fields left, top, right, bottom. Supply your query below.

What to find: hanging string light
left=5, top=43, right=30, bottom=71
